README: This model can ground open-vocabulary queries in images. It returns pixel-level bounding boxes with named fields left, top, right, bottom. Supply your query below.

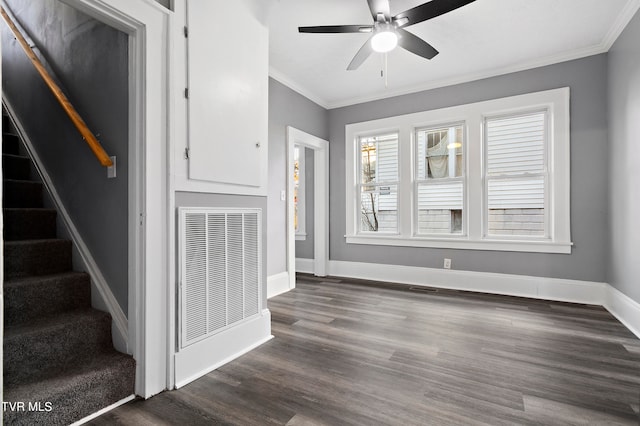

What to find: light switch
left=280, top=190, right=286, bottom=201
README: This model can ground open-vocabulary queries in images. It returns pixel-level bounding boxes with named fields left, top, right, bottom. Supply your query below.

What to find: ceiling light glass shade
left=371, top=30, right=398, bottom=53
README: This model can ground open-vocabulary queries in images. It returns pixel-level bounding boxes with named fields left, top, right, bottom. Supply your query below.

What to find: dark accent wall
left=607, top=10, right=640, bottom=303
left=2, top=0, right=129, bottom=312
left=329, top=54, right=609, bottom=283
left=267, top=78, right=328, bottom=275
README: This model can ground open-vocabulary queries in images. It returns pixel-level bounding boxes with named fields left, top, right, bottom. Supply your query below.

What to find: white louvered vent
left=179, top=208, right=261, bottom=348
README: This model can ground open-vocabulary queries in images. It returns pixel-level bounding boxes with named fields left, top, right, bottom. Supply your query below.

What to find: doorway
left=286, top=126, right=329, bottom=290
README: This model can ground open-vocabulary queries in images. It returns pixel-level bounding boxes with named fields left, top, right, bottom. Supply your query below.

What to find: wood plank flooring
left=90, top=275, right=640, bottom=425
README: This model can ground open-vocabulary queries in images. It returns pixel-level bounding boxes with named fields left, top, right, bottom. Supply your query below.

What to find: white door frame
left=286, top=126, right=329, bottom=290
left=62, top=0, right=169, bottom=398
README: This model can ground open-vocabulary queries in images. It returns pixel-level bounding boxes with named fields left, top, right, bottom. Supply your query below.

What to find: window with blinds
left=485, top=111, right=548, bottom=238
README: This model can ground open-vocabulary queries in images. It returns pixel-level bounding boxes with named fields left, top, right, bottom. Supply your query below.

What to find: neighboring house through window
left=345, top=88, right=572, bottom=254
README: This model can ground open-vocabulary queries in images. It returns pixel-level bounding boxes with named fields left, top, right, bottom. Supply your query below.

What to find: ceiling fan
left=298, top=0, right=476, bottom=70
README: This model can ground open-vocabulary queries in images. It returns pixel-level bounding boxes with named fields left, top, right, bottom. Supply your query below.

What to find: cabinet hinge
left=184, top=88, right=189, bottom=99
left=183, top=26, right=188, bottom=38
left=184, top=147, right=190, bottom=159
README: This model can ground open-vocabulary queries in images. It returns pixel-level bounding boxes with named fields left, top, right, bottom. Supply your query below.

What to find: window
left=358, top=133, right=399, bottom=233
left=416, top=124, right=465, bottom=235
left=344, top=88, right=572, bottom=253
left=485, top=111, right=547, bottom=238
left=294, top=145, right=306, bottom=240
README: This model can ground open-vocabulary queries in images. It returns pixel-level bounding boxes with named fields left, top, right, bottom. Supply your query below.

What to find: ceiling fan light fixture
left=371, top=29, right=398, bottom=53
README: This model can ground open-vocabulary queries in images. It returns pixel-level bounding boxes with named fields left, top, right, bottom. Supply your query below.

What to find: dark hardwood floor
left=90, top=275, right=640, bottom=425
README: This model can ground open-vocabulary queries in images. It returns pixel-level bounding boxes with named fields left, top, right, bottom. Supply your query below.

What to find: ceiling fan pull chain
left=385, top=52, right=389, bottom=88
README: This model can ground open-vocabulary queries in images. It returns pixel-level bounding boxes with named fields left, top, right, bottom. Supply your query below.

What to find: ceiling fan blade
left=299, top=25, right=373, bottom=33
left=347, top=36, right=374, bottom=70
left=367, top=0, right=391, bottom=21
left=397, top=28, right=439, bottom=60
left=394, top=0, right=476, bottom=28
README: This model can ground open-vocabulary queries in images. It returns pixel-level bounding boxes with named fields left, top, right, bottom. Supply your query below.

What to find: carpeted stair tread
left=3, top=351, right=136, bottom=426
left=3, top=178, right=43, bottom=208
left=2, top=153, right=31, bottom=180
left=4, top=272, right=91, bottom=326
left=4, top=309, right=113, bottom=386
left=4, top=238, right=72, bottom=279
left=3, top=208, right=57, bottom=241
left=2, top=133, right=21, bottom=155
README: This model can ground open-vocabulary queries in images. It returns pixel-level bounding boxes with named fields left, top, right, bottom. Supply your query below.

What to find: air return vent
left=179, top=208, right=261, bottom=348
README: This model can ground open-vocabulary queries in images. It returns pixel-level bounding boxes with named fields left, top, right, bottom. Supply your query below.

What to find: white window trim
left=345, top=87, right=572, bottom=254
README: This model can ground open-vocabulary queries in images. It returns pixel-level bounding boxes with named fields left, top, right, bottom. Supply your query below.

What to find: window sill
left=345, top=235, right=572, bottom=254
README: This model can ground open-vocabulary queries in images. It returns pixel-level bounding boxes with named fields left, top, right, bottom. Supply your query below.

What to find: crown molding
left=271, top=0, right=640, bottom=110
left=269, top=66, right=330, bottom=109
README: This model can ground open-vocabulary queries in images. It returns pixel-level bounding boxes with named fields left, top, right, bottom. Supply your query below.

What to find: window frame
left=414, top=121, right=467, bottom=238
left=344, top=88, right=572, bottom=254
left=356, top=132, right=401, bottom=235
left=482, top=109, right=550, bottom=241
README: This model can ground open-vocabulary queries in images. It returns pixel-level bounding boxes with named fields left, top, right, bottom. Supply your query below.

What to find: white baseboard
left=70, top=394, right=136, bottom=426
left=295, top=258, right=314, bottom=274
left=325, top=259, right=640, bottom=339
left=174, top=310, right=272, bottom=388
left=328, top=260, right=606, bottom=305
left=4, top=100, right=129, bottom=350
left=605, top=286, right=640, bottom=339
left=267, top=271, right=291, bottom=299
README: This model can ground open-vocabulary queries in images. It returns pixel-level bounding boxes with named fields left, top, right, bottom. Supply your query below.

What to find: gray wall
left=607, top=11, right=640, bottom=303
left=295, top=147, right=314, bottom=259
left=2, top=0, right=130, bottom=312
left=329, top=54, right=609, bottom=283
left=175, top=192, right=268, bottom=308
left=267, top=78, right=328, bottom=275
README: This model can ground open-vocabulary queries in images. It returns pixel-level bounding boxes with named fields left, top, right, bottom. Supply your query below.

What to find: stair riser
left=3, top=313, right=113, bottom=386
left=4, top=274, right=91, bottom=327
left=3, top=180, right=43, bottom=208
left=2, top=134, right=21, bottom=155
left=3, top=209, right=57, bottom=241
left=4, top=240, right=72, bottom=279
left=3, top=355, right=136, bottom=426
left=3, top=154, right=31, bottom=180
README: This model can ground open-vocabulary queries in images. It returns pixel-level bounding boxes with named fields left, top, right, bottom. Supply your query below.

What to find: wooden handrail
left=1, top=6, right=113, bottom=167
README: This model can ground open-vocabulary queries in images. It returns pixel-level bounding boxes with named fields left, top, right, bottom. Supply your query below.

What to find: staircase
left=2, top=111, right=136, bottom=425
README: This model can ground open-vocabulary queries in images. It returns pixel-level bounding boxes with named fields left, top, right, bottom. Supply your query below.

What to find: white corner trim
left=269, top=66, right=329, bottom=109
left=267, top=271, right=291, bottom=299
left=602, top=0, right=640, bottom=50
left=70, top=394, right=135, bottom=426
left=328, top=260, right=605, bottom=305
left=604, top=286, right=640, bottom=339
left=295, top=258, right=314, bottom=274
left=3, top=99, right=129, bottom=349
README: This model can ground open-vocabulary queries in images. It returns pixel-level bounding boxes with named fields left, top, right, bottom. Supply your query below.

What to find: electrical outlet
left=444, top=258, right=452, bottom=269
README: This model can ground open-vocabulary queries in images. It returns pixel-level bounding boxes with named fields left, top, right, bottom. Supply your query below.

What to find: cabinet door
left=187, top=0, right=268, bottom=188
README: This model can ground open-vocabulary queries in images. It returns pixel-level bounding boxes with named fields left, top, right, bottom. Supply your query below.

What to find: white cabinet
left=186, top=0, right=268, bottom=192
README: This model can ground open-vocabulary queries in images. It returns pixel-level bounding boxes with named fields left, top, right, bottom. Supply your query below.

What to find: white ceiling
left=267, top=0, right=640, bottom=108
